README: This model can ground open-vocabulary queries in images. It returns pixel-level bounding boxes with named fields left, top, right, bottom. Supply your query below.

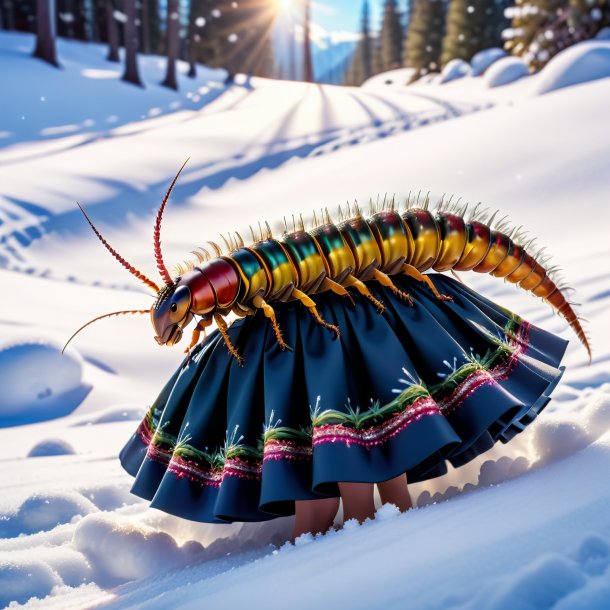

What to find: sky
left=310, top=1, right=385, bottom=38
left=312, top=0, right=384, bottom=37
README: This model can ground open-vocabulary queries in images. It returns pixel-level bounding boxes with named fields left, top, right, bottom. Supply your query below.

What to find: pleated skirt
left=120, top=273, right=567, bottom=523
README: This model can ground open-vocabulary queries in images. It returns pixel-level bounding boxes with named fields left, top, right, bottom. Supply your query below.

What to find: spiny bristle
left=265, top=221, right=273, bottom=240
left=220, top=234, right=232, bottom=252
left=208, top=241, right=222, bottom=256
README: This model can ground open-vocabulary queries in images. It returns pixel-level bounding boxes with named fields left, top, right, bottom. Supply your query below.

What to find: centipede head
left=151, top=283, right=195, bottom=346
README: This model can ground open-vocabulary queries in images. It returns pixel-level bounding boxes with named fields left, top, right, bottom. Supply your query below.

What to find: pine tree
left=504, top=0, right=609, bottom=70
left=403, top=0, right=445, bottom=77
left=441, top=0, right=499, bottom=66
left=380, top=0, right=403, bottom=70
left=503, top=0, right=563, bottom=60
left=345, top=0, right=373, bottom=85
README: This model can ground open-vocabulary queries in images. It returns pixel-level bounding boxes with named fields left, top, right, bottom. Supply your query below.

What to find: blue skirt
left=119, top=273, right=567, bottom=523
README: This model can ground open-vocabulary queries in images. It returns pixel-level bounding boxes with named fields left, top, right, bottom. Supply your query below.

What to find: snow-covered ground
left=1, top=31, right=610, bottom=609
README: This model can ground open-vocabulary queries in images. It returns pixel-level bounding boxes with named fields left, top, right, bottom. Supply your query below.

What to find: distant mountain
left=313, top=40, right=358, bottom=85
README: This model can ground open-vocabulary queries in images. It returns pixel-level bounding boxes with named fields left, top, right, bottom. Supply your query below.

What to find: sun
left=276, top=0, right=295, bottom=11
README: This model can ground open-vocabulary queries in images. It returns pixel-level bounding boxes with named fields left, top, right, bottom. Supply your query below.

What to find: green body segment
left=368, top=210, right=413, bottom=274
left=248, top=240, right=297, bottom=301
left=281, top=231, right=327, bottom=293
left=338, top=216, right=382, bottom=279
left=311, top=224, right=355, bottom=283
left=228, top=248, right=269, bottom=304
left=401, top=209, right=441, bottom=271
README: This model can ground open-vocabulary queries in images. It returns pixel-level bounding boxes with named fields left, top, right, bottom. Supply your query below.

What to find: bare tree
left=302, top=0, right=313, bottom=82
left=33, top=0, right=59, bottom=66
left=106, top=0, right=120, bottom=61
left=122, top=0, right=143, bottom=85
left=161, top=0, right=180, bottom=89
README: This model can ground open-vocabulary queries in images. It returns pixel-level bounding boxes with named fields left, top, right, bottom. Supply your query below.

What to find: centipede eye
left=171, top=303, right=178, bottom=313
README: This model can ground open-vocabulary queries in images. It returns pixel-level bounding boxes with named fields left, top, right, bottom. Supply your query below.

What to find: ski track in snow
left=1, top=31, right=610, bottom=610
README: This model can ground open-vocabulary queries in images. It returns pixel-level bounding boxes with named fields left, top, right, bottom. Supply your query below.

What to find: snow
left=470, top=47, right=507, bottom=76
left=595, top=27, right=610, bottom=41
left=484, top=56, right=530, bottom=87
left=439, top=58, right=472, bottom=83
left=26, top=438, right=75, bottom=457
left=0, top=342, right=89, bottom=426
left=1, top=30, right=610, bottom=610
left=530, top=41, right=610, bottom=96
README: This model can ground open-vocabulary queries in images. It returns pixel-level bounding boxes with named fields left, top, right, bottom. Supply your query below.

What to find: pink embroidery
left=263, top=439, right=313, bottom=462
left=439, top=321, right=530, bottom=415
left=312, top=397, right=440, bottom=448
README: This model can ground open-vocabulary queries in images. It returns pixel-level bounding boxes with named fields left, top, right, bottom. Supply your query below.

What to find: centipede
left=64, top=160, right=592, bottom=365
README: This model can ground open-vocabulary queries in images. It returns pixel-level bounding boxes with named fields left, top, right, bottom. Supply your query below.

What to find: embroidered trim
left=134, top=317, right=532, bottom=488
left=312, top=397, right=440, bottom=448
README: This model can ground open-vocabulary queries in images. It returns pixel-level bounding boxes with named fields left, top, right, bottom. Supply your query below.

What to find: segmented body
left=180, top=202, right=589, bottom=363
left=68, top=163, right=591, bottom=365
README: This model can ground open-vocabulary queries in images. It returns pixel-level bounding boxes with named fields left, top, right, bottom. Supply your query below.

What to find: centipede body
left=66, top=162, right=592, bottom=366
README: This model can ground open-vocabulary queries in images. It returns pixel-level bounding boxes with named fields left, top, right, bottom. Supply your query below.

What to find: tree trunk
left=33, top=0, right=59, bottom=66
left=122, top=0, right=143, bottom=85
left=302, top=0, right=313, bottom=82
left=161, top=0, right=179, bottom=89
left=2, top=0, right=16, bottom=29
left=186, top=0, right=196, bottom=78
left=140, top=0, right=149, bottom=54
left=106, top=0, right=119, bottom=61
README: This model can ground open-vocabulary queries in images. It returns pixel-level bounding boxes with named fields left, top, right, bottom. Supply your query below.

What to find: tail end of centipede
left=544, top=288, right=593, bottom=364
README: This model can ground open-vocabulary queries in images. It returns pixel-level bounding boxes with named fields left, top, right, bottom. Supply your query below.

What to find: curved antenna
left=62, top=309, right=149, bottom=354
left=154, top=158, right=190, bottom=286
left=76, top=202, right=160, bottom=293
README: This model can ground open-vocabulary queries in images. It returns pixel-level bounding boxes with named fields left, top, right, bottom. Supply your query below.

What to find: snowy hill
left=1, top=31, right=610, bottom=609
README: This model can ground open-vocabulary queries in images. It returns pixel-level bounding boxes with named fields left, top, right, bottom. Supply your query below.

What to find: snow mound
left=471, top=47, right=507, bottom=76
left=374, top=503, right=401, bottom=521
left=0, top=492, right=98, bottom=537
left=452, top=534, right=610, bottom=610
left=0, top=341, right=90, bottom=426
left=531, top=41, right=610, bottom=96
left=484, top=56, right=530, bottom=88
left=72, top=513, right=204, bottom=585
left=80, top=485, right=142, bottom=511
left=595, top=27, right=610, bottom=40
left=0, top=558, right=62, bottom=608
left=27, top=438, right=75, bottom=457
left=439, top=59, right=472, bottom=83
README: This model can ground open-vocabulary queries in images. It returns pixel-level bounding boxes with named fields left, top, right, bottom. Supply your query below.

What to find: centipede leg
left=372, top=269, right=414, bottom=305
left=252, top=295, right=288, bottom=350
left=291, top=288, right=341, bottom=339
left=184, top=317, right=213, bottom=358
left=214, top=312, right=244, bottom=366
left=402, top=264, right=453, bottom=302
left=319, top=277, right=355, bottom=306
left=342, top=274, right=385, bottom=313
